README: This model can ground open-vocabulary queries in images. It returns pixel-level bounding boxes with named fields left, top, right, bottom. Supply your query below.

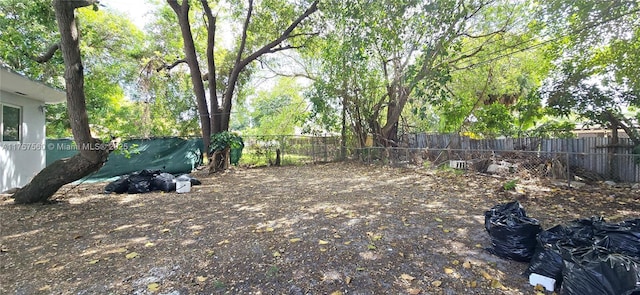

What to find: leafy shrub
left=210, top=131, right=243, bottom=153
left=503, top=179, right=518, bottom=191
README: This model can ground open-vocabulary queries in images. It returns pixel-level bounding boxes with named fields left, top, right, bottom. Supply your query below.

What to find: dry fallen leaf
left=480, top=270, right=492, bottom=280
left=490, top=279, right=505, bottom=289
left=462, top=261, right=471, bottom=269
left=87, top=259, right=99, bottom=264
left=34, top=259, right=50, bottom=265
left=431, top=280, right=442, bottom=287
left=534, top=284, right=545, bottom=291
left=318, top=239, right=330, bottom=245
left=400, top=273, right=415, bottom=281
left=407, top=288, right=421, bottom=295
left=330, top=291, right=343, bottom=295
left=145, top=242, right=155, bottom=247
left=345, top=276, right=352, bottom=284
left=196, top=276, right=207, bottom=282
left=265, top=227, right=275, bottom=232
left=147, top=282, right=160, bottom=292
left=125, top=252, right=139, bottom=259
left=289, top=238, right=301, bottom=243
left=272, top=251, right=281, bottom=257
left=444, top=267, right=455, bottom=274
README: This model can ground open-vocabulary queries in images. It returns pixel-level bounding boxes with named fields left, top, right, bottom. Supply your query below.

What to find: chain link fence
left=236, top=134, right=640, bottom=184
left=349, top=146, right=640, bottom=184
left=240, top=135, right=342, bottom=166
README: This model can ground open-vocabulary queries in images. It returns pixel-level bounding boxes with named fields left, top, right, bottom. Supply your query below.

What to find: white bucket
left=176, top=180, right=191, bottom=193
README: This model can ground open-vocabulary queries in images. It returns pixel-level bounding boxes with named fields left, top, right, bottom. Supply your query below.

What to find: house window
left=1, top=104, right=21, bottom=142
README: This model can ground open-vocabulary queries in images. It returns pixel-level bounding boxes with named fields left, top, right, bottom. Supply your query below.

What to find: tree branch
left=605, top=110, right=640, bottom=145
left=256, top=57, right=315, bottom=81
left=238, top=0, right=319, bottom=69
left=234, top=0, right=254, bottom=69
left=265, top=44, right=303, bottom=54
left=201, top=0, right=220, bottom=132
left=287, top=32, right=320, bottom=39
left=156, top=58, right=187, bottom=72
left=34, top=43, right=60, bottom=63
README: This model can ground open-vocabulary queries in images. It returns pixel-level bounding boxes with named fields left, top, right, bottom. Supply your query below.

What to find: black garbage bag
left=487, top=214, right=542, bottom=262
left=484, top=201, right=527, bottom=232
left=559, top=245, right=640, bottom=295
left=190, top=177, right=202, bottom=186
left=526, top=225, right=571, bottom=283
left=595, top=219, right=640, bottom=259
left=152, top=173, right=176, bottom=192
left=104, top=176, right=129, bottom=194
left=127, top=170, right=160, bottom=194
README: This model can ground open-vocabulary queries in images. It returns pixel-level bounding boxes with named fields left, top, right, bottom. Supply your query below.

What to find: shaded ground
left=1, top=162, right=638, bottom=295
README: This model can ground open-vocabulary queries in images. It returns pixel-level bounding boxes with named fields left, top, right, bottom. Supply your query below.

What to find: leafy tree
left=161, top=0, right=319, bottom=171
left=0, top=0, right=151, bottom=138
left=539, top=0, right=640, bottom=144
left=0, top=0, right=63, bottom=83
left=429, top=34, right=550, bottom=138
left=245, top=77, right=309, bottom=136
left=308, top=0, right=529, bottom=146
left=13, top=0, right=112, bottom=203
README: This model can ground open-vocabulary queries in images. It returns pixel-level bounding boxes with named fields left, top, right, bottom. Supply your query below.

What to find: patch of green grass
left=503, top=179, right=518, bottom=190
left=239, top=151, right=311, bottom=167
left=213, top=280, right=225, bottom=289
left=266, top=265, right=279, bottom=277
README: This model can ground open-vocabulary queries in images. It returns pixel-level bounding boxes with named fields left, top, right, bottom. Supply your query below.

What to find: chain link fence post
left=566, top=152, right=571, bottom=187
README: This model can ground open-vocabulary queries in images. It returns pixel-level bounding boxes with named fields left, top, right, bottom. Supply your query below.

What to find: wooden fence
left=404, top=133, right=640, bottom=182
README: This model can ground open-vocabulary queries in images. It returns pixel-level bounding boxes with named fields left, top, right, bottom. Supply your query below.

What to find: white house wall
left=0, top=90, right=46, bottom=192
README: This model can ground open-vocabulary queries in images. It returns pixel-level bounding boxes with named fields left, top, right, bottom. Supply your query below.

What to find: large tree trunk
left=168, top=0, right=212, bottom=156
left=13, top=0, right=108, bottom=204
left=167, top=0, right=318, bottom=165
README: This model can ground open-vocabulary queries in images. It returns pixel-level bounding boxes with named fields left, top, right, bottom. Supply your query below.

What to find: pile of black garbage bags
left=485, top=201, right=640, bottom=295
left=104, top=169, right=201, bottom=194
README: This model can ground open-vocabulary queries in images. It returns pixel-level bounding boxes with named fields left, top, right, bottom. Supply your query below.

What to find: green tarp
left=46, top=138, right=204, bottom=181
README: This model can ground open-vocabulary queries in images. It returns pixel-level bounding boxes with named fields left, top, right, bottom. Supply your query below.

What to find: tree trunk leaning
left=13, top=0, right=109, bottom=204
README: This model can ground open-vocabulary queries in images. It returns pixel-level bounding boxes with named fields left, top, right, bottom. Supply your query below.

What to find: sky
left=102, top=0, right=153, bottom=29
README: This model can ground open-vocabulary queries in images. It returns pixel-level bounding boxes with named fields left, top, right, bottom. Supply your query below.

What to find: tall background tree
left=304, top=0, right=537, bottom=147
left=159, top=0, right=319, bottom=165
left=539, top=0, right=640, bottom=144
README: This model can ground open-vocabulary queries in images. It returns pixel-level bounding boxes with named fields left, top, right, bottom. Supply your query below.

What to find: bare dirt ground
left=1, top=162, right=638, bottom=295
